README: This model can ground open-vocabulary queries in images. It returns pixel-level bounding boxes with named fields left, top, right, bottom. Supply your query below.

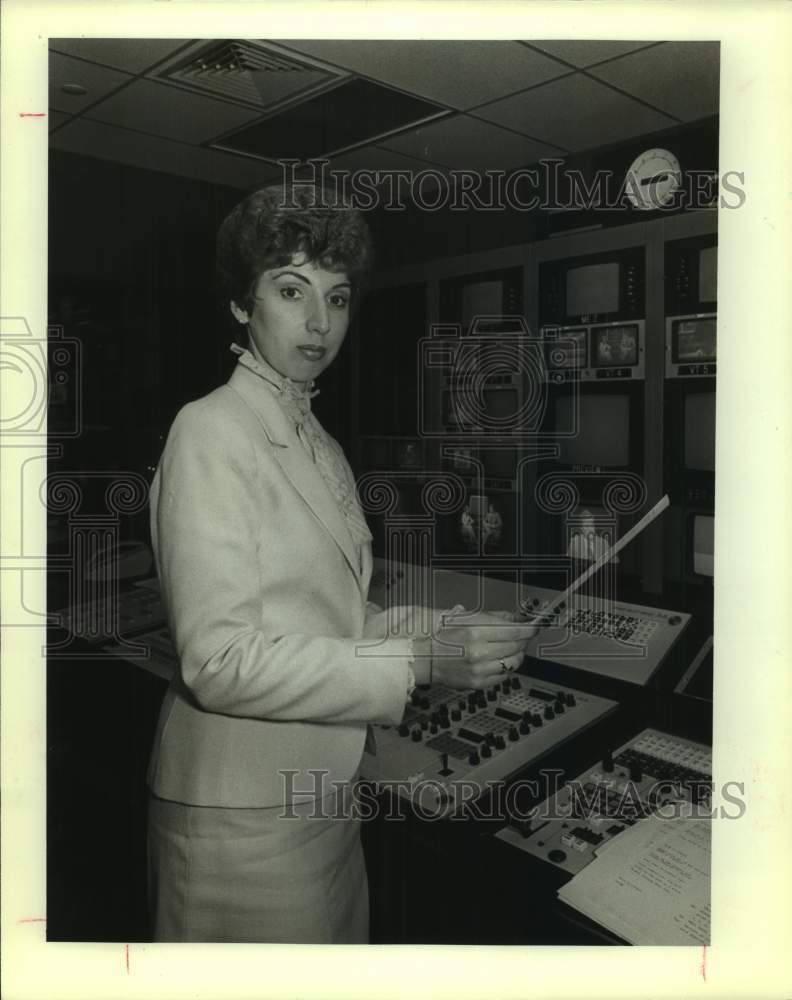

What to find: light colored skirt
left=147, top=791, right=369, bottom=943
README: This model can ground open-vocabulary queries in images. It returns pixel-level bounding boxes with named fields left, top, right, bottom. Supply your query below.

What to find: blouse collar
left=229, top=342, right=319, bottom=419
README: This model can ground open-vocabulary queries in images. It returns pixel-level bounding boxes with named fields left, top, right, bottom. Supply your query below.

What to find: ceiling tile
left=85, top=79, right=264, bottom=145
left=50, top=39, right=192, bottom=75
left=589, top=42, right=720, bottom=121
left=475, top=74, right=676, bottom=152
left=526, top=41, right=658, bottom=68
left=50, top=117, right=278, bottom=190
left=380, top=115, right=563, bottom=171
left=277, top=40, right=569, bottom=110
left=216, top=78, right=445, bottom=160
left=49, top=51, right=133, bottom=114
left=49, top=110, right=72, bottom=132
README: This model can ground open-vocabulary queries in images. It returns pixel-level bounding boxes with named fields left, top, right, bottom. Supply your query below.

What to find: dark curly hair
left=216, top=183, right=373, bottom=318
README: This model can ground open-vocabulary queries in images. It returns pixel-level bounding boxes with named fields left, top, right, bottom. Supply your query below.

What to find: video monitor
left=684, top=392, right=716, bottom=472
left=673, top=317, right=717, bottom=364
left=692, top=514, right=715, bottom=577
left=556, top=393, right=631, bottom=467
left=545, top=328, right=587, bottom=370
left=566, top=262, right=620, bottom=317
left=591, top=324, right=639, bottom=367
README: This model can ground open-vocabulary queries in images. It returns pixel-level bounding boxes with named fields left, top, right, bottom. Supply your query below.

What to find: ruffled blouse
left=229, top=343, right=372, bottom=562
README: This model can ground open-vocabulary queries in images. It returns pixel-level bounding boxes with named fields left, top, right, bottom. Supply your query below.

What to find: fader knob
left=468, top=751, right=480, bottom=766
left=565, top=693, right=576, bottom=707
left=519, top=718, right=531, bottom=735
left=411, top=729, right=422, bottom=742
left=508, top=726, right=519, bottom=742
left=544, top=706, right=555, bottom=721
left=398, top=724, right=409, bottom=737
left=511, top=677, right=522, bottom=690
left=494, top=735, right=506, bottom=750
left=451, top=708, right=462, bottom=722
left=481, top=744, right=492, bottom=759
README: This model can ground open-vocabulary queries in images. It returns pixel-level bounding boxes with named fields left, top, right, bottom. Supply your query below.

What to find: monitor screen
left=566, top=262, right=620, bottom=317
left=684, top=392, right=716, bottom=471
left=461, top=280, right=503, bottom=329
left=555, top=393, right=631, bottom=466
left=699, top=246, right=718, bottom=303
left=673, top=317, right=717, bottom=363
left=592, top=324, right=639, bottom=367
left=693, top=514, right=715, bottom=577
left=546, top=328, right=587, bottom=370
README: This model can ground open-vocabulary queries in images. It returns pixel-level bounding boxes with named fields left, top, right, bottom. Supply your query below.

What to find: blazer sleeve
left=152, top=402, right=411, bottom=726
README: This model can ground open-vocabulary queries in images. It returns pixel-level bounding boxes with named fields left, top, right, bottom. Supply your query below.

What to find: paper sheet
left=557, top=815, right=711, bottom=945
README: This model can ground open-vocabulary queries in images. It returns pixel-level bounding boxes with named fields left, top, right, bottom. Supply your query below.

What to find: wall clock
left=625, top=148, right=682, bottom=210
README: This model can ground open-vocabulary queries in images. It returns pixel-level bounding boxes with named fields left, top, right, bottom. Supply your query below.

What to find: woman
left=146, top=183, right=534, bottom=943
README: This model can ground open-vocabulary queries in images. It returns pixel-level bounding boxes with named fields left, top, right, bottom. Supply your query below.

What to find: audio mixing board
left=361, top=675, right=617, bottom=813
left=496, top=727, right=712, bottom=874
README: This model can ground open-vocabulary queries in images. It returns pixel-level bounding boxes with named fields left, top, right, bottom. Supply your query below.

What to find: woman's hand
left=412, top=611, right=538, bottom=690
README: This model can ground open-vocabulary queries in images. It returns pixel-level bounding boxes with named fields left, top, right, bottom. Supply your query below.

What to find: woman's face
left=231, top=254, right=352, bottom=382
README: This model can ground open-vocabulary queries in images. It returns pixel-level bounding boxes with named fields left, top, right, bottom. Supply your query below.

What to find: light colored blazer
left=147, top=359, right=413, bottom=808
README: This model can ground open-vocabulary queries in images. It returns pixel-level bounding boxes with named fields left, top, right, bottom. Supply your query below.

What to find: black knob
left=493, top=683, right=501, bottom=693
left=411, top=729, right=422, bottom=742
left=511, top=677, right=522, bottom=689
left=430, top=723, right=438, bottom=735
left=420, top=718, right=429, bottom=731
left=544, top=706, right=555, bottom=721
left=451, top=708, right=461, bottom=722
left=468, top=751, right=480, bottom=766
left=501, top=677, right=512, bottom=692
left=430, top=712, right=440, bottom=726
left=565, top=693, right=576, bottom=707
left=554, top=700, right=565, bottom=714
left=602, top=752, right=614, bottom=772
left=467, top=696, right=477, bottom=713
left=508, top=726, right=519, bottom=742
left=494, top=735, right=506, bottom=750
left=487, top=688, right=497, bottom=702
left=481, top=743, right=492, bottom=759
left=457, top=700, right=466, bottom=712
left=398, top=723, right=409, bottom=737
left=532, top=713, right=543, bottom=727
left=419, top=696, right=430, bottom=710
left=519, top=719, right=531, bottom=735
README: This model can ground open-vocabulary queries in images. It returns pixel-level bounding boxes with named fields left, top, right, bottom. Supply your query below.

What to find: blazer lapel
left=227, top=364, right=363, bottom=586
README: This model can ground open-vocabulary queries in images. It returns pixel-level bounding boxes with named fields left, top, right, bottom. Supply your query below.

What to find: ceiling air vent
left=158, top=40, right=344, bottom=110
